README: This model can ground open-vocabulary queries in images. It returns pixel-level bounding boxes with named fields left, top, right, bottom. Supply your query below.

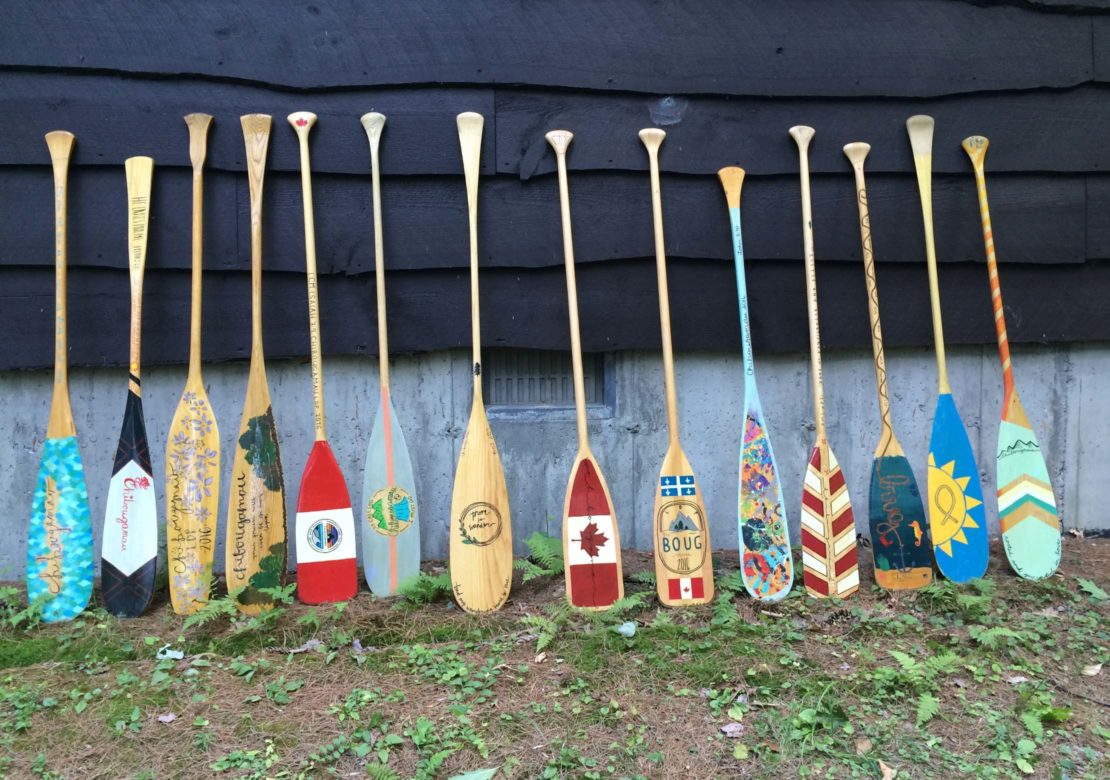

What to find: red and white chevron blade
left=800, top=443, right=860, bottom=598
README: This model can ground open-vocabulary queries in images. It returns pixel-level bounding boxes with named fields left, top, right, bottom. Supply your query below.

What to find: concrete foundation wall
left=1, top=343, right=1101, bottom=580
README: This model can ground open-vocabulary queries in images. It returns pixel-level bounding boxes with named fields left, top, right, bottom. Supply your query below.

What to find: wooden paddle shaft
left=125, top=156, right=153, bottom=395
left=184, top=114, right=212, bottom=381
left=962, top=136, right=1015, bottom=399
left=360, top=112, right=391, bottom=395
left=639, top=128, right=680, bottom=443
left=789, top=126, right=827, bottom=440
left=546, top=130, right=591, bottom=452
left=844, top=142, right=895, bottom=450
left=45, top=131, right=76, bottom=438
left=458, top=112, right=485, bottom=399
left=289, top=112, right=327, bottom=441
left=241, top=114, right=272, bottom=363
left=906, top=115, right=951, bottom=394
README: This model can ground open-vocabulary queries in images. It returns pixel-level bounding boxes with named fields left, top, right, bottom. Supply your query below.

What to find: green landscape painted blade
left=963, top=135, right=1061, bottom=580
left=718, top=166, right=792, bottom=601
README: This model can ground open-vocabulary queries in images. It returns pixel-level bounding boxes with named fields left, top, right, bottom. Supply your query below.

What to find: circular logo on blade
left=367, top=486, right=415, bottom=537
left=656, top=499, right=706, bottom=574
left=307, top=518, right=343, bottom=554
left=457, top=502, right=502, bottom=547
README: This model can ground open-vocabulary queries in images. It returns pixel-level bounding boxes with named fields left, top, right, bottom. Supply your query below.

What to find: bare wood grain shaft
left=185, top=113, right=212, bottom=381
left=547, top=130, right=590, bottom=452
left=361, top=113, right=391, bottom=396
left=45, top=130, right=75, bottom=438
left=458, top=112, right=485, bottom=402
left=640, top=128, right=680, bottom=445
left=241, top=114, right=272, bottom=364
left=125, top=156, right=153, bottom=394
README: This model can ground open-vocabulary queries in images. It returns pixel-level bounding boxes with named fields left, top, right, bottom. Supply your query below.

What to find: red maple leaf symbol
left=136, top=476, right=151, bottom=489
left=296, top=117, right=308, bottom=127
left=576, top=521, right=608, bottom=558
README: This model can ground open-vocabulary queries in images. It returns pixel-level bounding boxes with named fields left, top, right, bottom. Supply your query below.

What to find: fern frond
left=916, top=692, right=940, bottom=726
left=890, top=650, right=920, bottom=672
left=513, top=559, right=550, bottom=583
left=397, top=571, right=453, bottom=605
left=181, top=594, right=239, bottom=631
left=523, top=531, right=564, bottom=574
left=1020, top=710, right=1045, bottom=739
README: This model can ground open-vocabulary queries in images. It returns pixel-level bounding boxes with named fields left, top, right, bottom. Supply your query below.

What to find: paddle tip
left=287, top=111, right=317, bottom=136
left=184, top=114, right=213, bottom=168
left=717, top=166, right=745, bottom=207
left=906, top=114, right=934, bottom=156
left=240, top=113, right=273, bottom=137
left=961, top=134, right=989, bottom=163
left=360, top=111, right=386, bottom=142
left=842, top=142, right=870, bottom=166
left=44, top=130, right=75, bottom=160
left=545, top=129, right=573, bottom=155
left=457, top=111, right=484, bottom=132
left=789, top=125, right=815, bottom=149
left=638, top=127, right=665, bottom=152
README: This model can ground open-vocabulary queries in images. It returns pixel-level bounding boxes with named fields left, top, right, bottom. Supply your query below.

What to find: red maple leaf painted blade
left=577, top=521, right=608, bottom=558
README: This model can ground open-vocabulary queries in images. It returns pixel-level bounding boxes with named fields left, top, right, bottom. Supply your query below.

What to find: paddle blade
left=27, top=436, right=93, bottom=622
left=927, top=393, right=989, bottom=583
left=654, top=447, right=714, bottom=606
left=225, top=397, right=287, bottom=614
left=165, top=385, right=220, bottom=615
left=449, top=407, right=513, bottom=613
left=563, top=456, right=624, bottom=609
left=295, top=440, right=357, bottom=604
left=869, top=455, right=933, bottom=590
left=101, top=392, right=158, bottom=617
left=361, top=392, right=420, bottom=596
left=739, top=410, right=793, bottom=601
left=997, top=397, right=1061, bottom=580
left=800, top=443, right=859, bottom=598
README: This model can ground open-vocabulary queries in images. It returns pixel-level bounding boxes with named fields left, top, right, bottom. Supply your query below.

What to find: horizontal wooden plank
left=0, top=1, right=1093, bottom=97
left=0, top=72, right=496, bottom=176
left=0, top=167, right=1087, bottom=278
left=498, top=86, right=1110, bottom=178
left=1086, top=175, right=1110, bottom=257
left=1, top=257, right=1103, bottom=371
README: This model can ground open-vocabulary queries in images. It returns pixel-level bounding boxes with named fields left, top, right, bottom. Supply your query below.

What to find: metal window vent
left=484, top=348, right=606, bottom=407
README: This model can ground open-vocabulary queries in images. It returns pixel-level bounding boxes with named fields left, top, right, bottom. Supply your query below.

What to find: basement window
left=484, top=348, right=613, bottom=418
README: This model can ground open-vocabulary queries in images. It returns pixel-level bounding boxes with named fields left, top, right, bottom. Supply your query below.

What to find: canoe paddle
left=717, top=166, right=793, bottom=602
left=449, top=112, right=514, bottom=613
left=906, top=115, right=988, bottom=583
left=789, top=126, right=860, bottom=599
left=844, top=142, right=933, bottom=590
left=226, top=114, right=287, bottom=613
left=166, top=114, right=221, bottom=615
left=27, top=131, right=94, bottom=622
left=546, top=129, right=625, bottom=610
left=962, top=135, right=1061, bottom=580
left=101, top=156, right=158, bottom=618
left=640, top=128, right=714, bottom=607
left=288, top=112, right=358, bottom=604
left=359, top=112, right=421, bottom=597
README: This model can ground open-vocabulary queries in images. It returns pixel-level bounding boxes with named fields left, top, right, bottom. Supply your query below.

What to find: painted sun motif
left=927, top=453, right=982, bottom=557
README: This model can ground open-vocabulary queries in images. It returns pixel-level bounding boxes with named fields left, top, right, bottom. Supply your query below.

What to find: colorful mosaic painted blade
left=361, top=391, right=420, bottom=596
left=868, top=455, right=933, bottom=590
left=927, top=393, right=989, bottom=583
left=101, top=390, right=158, bottom=618
left=800, top=443, right=860, bottom=598
left=296, top=440, right=358, bottom=603
left=997, top=413, right=1061, bottom=580
left=166, top=389, right=220, bottom=614
left=28, top=436, right=93, bottom=622
left=564, top=457, right=623, bottom=609
left=226, top=407, right=287, bottom=614
left=740, top=413, right=793, bottom=600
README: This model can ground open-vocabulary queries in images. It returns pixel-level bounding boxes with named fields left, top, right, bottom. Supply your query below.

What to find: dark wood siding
left=1, top=0, right=1107, bottom=370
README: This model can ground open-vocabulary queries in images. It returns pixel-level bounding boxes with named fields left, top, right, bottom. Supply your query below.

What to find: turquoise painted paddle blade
left=27, top=436, right=94, bottom=622
left=997, top=418, right=1060, bottom=580
left=869, top=455, right=932, bottom=590
left=739, top=411, right=793, bottom=600
left=361, top=392, right=420, bottom=596
left=927, top=393, right=989, bottom=583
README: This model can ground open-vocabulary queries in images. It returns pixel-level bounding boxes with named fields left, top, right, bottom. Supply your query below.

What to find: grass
left=1, top=539, right=1108, bottom=779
